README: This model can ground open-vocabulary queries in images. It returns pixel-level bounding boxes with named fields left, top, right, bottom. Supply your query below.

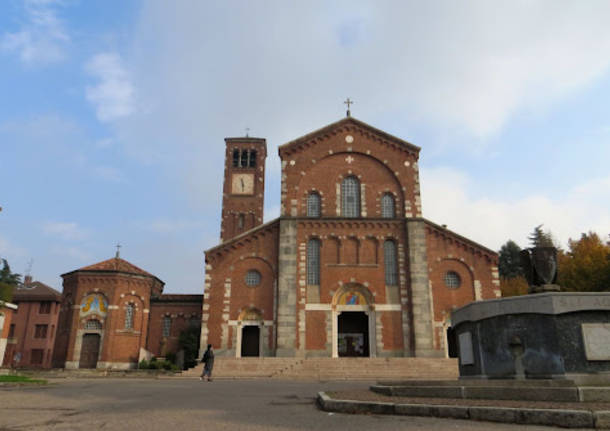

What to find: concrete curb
left=317, top=392, right=610, bottom=429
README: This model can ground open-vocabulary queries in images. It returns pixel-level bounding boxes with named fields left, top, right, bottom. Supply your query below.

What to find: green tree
left=558, top=232, right=610, bottom=292
left=0, top=259, right=21, bottom=302
left=528, top=224, right=555, bottom=247
left=178, top=325, right=201, bottom=370
left=498, top=240, right=523, bottom=279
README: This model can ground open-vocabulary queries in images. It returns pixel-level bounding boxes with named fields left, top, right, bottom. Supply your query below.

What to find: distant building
left=0, top=300, right=17, bottom=367
left=2, top=276, right=61, bottom=368
left=53, top=256, right=202, bottom=369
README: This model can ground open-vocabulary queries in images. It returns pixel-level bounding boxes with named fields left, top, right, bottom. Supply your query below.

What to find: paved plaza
left=0, top=378, right=593, bottom=430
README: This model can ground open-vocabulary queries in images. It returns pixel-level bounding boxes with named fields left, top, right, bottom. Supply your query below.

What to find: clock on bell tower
left=220, top=136, right=267, bottom=242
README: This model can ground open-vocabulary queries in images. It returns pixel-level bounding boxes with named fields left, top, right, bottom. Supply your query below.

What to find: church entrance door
left=79, top=334, right=101, bottom=368
left=241, top=326, right=260, bottom=357
left=338, top=312, right=369, bottom=357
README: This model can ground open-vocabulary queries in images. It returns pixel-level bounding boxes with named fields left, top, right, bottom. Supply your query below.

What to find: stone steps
left=181, top=357, right=458, bottom=380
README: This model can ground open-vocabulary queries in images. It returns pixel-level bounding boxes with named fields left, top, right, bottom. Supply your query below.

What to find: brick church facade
left=53, top=256, right=202, bottom=369
left=202, top=116, right=500, bottom=358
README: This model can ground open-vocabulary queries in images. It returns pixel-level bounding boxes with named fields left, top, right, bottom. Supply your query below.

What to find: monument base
left=451, top=292, right=610, bottom=382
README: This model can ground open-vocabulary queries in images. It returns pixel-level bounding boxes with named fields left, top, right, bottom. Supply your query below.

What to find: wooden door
left=241, top=326, right=260, bottom=357
left=79, top=334, right=101, bottom=368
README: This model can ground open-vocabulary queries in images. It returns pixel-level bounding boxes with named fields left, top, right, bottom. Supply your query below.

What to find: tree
left=528, top=224, right=555, bottom=248
left=0, top=259, right=21, bottom=302
left=557, top=232, right=610, bottom=292
left=498, top=240, right=523, bottom=279
left=178, top=325, right=201, bottom=370
left=500, top=276, right=529, bottom=297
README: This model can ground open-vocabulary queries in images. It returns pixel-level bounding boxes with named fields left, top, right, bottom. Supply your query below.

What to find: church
left=201, top=114, right=500, bottom=359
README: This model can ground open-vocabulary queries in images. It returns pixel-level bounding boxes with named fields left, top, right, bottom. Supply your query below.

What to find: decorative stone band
left=452, top=292, right=610, bottom=326
left=304, top=303, right=402, bottom=311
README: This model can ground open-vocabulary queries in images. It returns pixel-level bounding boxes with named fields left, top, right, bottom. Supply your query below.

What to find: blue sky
left=1, top=0, right=609, bottom=293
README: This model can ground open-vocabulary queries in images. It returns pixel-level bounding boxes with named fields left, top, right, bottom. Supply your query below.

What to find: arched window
left=341, top=176, right=361, bottom=217
left=162, top=316, right=172, bottom=337
left=245, top=270, right=261, bottom=286
left=381, top=193, right=395, bottom=218
left=384, top=240, right=398, bottom=286
left=444, top=271, right=461, bottom=289
left=307, top=192, right=321, bottom=217
left=125, top=304, right=134, bottom=329
left=307, top=238, right=320, bottom=285
left=237, top=214, right=245, bottom=230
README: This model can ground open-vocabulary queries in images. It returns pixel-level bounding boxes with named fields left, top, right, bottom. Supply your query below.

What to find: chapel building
left=53, top=255, right=202, bottom=369
left=202, top=116, right=500, bottom=359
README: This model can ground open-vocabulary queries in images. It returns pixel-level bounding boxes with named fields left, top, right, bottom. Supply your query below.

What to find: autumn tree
left=557, top=232, right=610, bottom=292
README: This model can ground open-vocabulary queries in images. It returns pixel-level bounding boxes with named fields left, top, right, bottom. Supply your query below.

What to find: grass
left=0, top=375, right=47, bottom=384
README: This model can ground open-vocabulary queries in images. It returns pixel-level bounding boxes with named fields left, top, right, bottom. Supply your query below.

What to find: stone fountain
left=451, top=246, right=610, bottom=384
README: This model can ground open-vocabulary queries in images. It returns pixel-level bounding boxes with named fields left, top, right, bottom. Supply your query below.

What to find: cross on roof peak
left=344, top=98, right=354, bottom=117
left=115, top=243, right=122, bottom=258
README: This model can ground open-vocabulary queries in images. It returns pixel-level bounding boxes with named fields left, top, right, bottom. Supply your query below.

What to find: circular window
left=245, top=270, right=261, bottom=286
left=444, top=271, right=461, bottom=289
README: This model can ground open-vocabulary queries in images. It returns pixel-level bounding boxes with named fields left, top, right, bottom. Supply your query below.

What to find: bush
left=138, top=357, right=178, bottom=371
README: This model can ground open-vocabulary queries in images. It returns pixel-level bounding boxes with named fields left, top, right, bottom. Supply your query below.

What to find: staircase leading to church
left=181, top=357, right=458, bottom=380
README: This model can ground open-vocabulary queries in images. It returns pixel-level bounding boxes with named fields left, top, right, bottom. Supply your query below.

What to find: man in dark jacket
left=200, top=344, right=215, bottom=381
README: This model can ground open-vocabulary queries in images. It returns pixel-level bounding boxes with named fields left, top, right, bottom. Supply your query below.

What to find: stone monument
left=451, top=246, right=610, bottom=383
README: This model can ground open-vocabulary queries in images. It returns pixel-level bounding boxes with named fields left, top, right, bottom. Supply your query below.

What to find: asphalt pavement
left=0, top=378, right=593, bottom=430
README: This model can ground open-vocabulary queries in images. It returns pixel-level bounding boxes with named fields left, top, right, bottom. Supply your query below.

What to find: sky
left=1, top=0, right=609, bottom=294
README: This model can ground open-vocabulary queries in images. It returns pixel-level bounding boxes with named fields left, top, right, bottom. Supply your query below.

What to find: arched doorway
left=79, top=333, right=101, bottom=368
left=241, top=326, right=260, bottom=357
left=338, top=312, right=369, bottom=357
left=331, top=284, right=376, bottom=358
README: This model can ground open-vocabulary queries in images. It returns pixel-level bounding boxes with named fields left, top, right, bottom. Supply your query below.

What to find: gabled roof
left=62, top=257, right=164, bottom=285
left=13, top=281, right=61, bottom=302
left=205, top=218, right=280, bottom=255
left=278, top=116, right=420, bottom=156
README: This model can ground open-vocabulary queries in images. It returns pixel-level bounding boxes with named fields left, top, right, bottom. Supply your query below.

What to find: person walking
left=200, top=344, right=214, bottom=381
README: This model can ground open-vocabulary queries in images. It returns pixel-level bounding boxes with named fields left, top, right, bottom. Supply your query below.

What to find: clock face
left=231, top=173, right=255, bottom=195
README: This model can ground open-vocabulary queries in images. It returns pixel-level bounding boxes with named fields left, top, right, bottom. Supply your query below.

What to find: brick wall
left=424, top=220, right=499, bottom=351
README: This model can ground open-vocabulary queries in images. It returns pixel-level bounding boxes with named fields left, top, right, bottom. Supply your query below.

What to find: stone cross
left=115, top=243, right=122, bottom=258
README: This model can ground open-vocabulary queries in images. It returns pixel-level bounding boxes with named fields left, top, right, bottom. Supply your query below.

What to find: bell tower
left=220, top=137, right=267, bottom=242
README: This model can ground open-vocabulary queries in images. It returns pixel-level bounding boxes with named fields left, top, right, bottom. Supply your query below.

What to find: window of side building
left=34, top=324, right=48, bottom=339
left=39, top=301, right=51, bottom=314
left=125, top=303, right=134, bottom=329
left=162, top=316, right=172, bottom=337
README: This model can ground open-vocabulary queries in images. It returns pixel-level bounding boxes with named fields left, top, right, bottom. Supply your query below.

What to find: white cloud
left=1, top=0, right=69, bottom=65
left=420, top=167, right=610, bottom=251
left=42, top=221, right=89, bottom=241
left=85, top=53, right=135, bottom=122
